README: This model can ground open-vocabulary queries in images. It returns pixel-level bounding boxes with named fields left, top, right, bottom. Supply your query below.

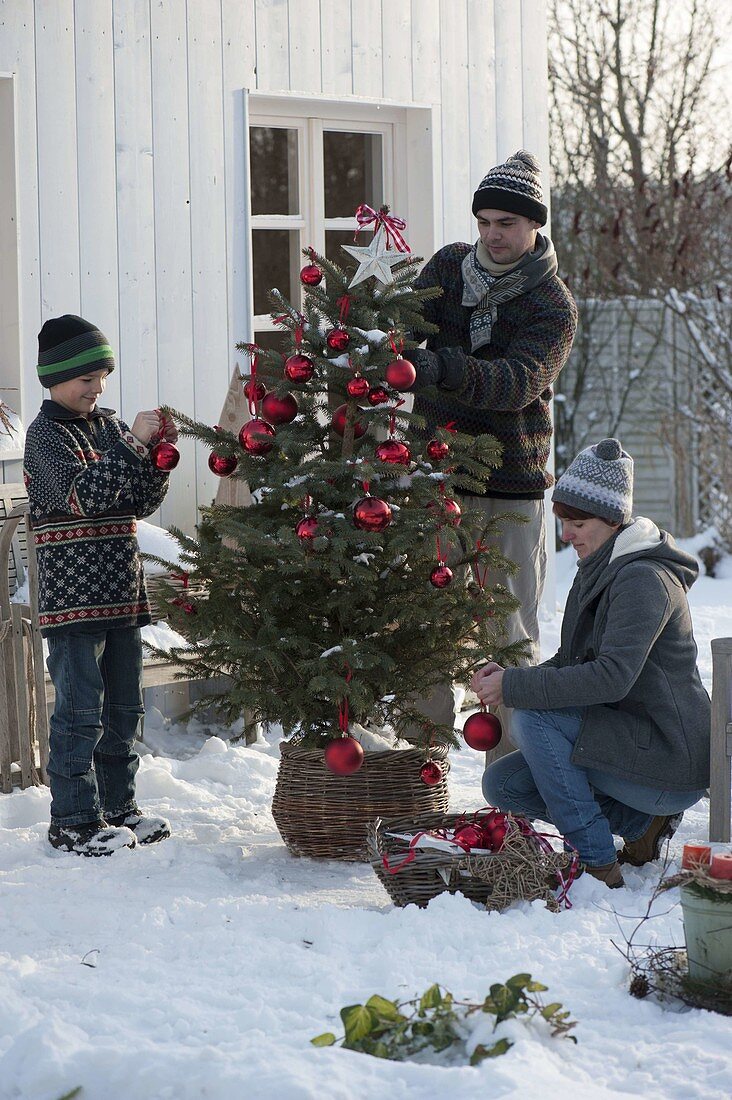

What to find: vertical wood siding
left=0, top=0, right=549, bottom=532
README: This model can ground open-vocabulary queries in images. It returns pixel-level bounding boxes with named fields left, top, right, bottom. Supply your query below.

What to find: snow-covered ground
left=1, top=542, right=731, bottom=1100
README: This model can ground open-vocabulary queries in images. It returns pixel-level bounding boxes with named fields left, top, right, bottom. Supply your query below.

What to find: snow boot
left=617, top=813, right=683, bottom=867
left=105, top=807, right=171, bottom=845
left=583, top=860, right=625, bottom=888
left=48, top=820, right=137, bottom=857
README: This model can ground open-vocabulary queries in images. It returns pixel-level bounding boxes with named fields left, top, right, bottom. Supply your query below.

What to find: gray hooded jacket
left=502, top=518, right=710, bottom=791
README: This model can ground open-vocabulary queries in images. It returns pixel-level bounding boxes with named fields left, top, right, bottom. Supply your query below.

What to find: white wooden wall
left=0, top=0, right=550, bottom=533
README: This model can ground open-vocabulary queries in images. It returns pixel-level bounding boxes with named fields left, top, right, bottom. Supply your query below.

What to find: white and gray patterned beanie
left=472, top=150, right=547, bottom=225
left=552, top=438, right=634, bottom=524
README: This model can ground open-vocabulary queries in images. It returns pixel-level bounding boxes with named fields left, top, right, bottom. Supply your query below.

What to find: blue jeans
left=46, top=626, right=144, bottom=826
left=482, top=708, right=706, bottom=867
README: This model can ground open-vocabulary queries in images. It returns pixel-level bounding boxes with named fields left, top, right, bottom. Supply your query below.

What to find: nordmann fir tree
left=152, top=207, right=526, bottom=754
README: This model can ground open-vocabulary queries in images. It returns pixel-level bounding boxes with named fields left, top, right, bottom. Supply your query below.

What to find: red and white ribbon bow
left=354, top=204, right=410, bottom=253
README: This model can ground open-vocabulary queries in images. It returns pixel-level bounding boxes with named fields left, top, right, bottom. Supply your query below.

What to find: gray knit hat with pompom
left=472, top=150, right=547, bottom=225
left=552, top=438, right=634, bottom=524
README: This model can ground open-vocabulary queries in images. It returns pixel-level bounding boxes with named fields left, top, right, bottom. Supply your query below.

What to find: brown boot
left=617, top=814, right=683, bottom=867
left=583, top=860, right=625, bottom=888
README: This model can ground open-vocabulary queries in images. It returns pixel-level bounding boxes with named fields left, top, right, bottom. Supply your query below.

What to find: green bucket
left=680, top=883, right=732, bottom=985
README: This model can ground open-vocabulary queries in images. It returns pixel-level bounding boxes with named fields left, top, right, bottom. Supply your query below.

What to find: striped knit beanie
left=37, top=315, right=115, bottom=388
left=472, top=150, right=547, bottom=226
left=552, top=438, right=634, bottom=524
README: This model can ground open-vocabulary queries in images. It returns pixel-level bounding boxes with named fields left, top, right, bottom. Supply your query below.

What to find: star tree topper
left=342, top=225, right=406, bottom=288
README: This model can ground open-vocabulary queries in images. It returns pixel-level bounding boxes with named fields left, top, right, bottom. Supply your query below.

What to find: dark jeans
left=46, top=626, right=144, bottom=826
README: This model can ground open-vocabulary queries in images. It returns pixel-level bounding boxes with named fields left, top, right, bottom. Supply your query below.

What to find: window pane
left=324, top=131, right=383, bottom=218
left=252, top=229, right=300, bottom=316
left=250, top=126, right=299, bottom=216
left=254, top=330, right=289, bottom=354
left=325, top=229, right=365, bottom=269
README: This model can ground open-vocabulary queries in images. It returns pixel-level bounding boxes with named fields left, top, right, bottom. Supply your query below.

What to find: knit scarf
left=461, top=233, right=558, bottom=352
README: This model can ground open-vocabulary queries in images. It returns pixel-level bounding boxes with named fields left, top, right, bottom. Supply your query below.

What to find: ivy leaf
left=419, top=984, right=443, bottom=1012
left=506, top=972, right=533, bottom=990
left=488, top=984, right=520, bottom=1021
left=311, top=1032, right=337, bottom=1047
left=366, top=994, right=404, bottom=1022
left=541, top=1003, right=564, bottom=1019
left=470, top=1038, right=513, bottom=1064
left=341, top=1004, right=377, bottom=1045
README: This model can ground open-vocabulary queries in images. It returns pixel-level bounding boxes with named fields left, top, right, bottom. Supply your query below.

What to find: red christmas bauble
left=375, top=439, right=411, bottom=466
left=332, top=403, right=367, bottom=438
left=284, top=353, right=315, bottom=383
left=426, top=438, right=450, bottom=461
left=353, top=496, right=392, bottom=532
left=430, top=563, right=453, bottom=588
left=463, top=711, right=503, bottom=751
left=295, top=516, right=319, bottom=542
left=428, top=497, right=462, bottom=527
left=347, top=375, right=370, bottom=399
left=238, top=418, right=276, bottom=455
left=243, top=379, right=266, bottom=404
left=453, top=823, right=486, bottom=850
left=300, top=262, right=322, bottom=287
left=326, top=328, right=350, bottom=352
left=262, top=391, right=298, bottom=425
left=484, top=813, right=509, bottom=851
left=149, top=441, right=180, bottom=471
left=385, top=357, right=417, bottom=391
left=419, top=761, right=443, bottom=786
left=324, top=736, right=364, bottom=775
left=208, top=452, right=238, bottom=477
left=367, top=386, right=390, bottom=406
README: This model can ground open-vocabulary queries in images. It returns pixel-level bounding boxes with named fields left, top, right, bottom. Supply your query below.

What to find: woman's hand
left=470, top=662, right=505, bottom=707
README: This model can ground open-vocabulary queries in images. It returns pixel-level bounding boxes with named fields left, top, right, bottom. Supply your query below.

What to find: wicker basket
left=367, top=810, right=574, bottom=911
left=271, top=742, right=450, bottom=861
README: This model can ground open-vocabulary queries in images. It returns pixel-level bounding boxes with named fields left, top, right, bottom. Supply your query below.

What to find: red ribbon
left=355, top=204, right=410, bottom=253
left=338, top=665, right=353, bottom=734
left=171, top=572, right=189, bottom=590
left=473, top=539, right=490, bottom=590
left=389, top=398, right=405, bottom=436
left=336, top=294, right=351, bottom=325
left=388, top=330, right=404, bottom=357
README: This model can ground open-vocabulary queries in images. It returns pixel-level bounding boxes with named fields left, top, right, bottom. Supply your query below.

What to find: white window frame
left=248, top=94, right=433, bottom=337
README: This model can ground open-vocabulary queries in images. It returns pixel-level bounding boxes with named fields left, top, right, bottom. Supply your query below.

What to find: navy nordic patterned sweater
left=23, top=401, right=170, bottom=635
left=414, top=242, right=577, bottom=498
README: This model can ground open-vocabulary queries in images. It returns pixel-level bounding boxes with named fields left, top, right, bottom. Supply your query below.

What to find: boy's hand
left=158, top=415, right=179, bottom=443
left=131, top=411, right=163, bottom=444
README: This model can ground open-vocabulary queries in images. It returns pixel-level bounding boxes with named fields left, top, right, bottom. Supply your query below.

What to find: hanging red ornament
left=428, top=497, right=462, bottom=527
left=149, top=441, right=180, bottom=471
left=347, top=375, right=370, bottom=399
left=326, top=327, right=350, bottom=352
left=385, top=357, right=417, bottom=391
left=375, top=439, right=411, bottom=466
left=300, top=263, right=323, bottom=287
left=353, top=496, right=392, bottom=532
left=238, top=418, right=276, bottom=455
left=332, top=403, right=367, bottom=438
left=324, top=736, right=364, bottom=775
left=295, top=516, right=319, bottom=543
left=284, top=353, right=315, bottom=383
left=419, top=760, right=443, bottom=786
left=367, top=386, right=390, bottom=406
left=208, top=451, right=238, bottom=477
left=430, top=562, right=453, bottom=588
left=426, top=438, right=450, bottom=461
left=243, top=379, right=266, bottom=404
left=172, top=596, right=197, bottom=615
left=463, top=711, right=503, bottom=751
left=262, top=391, right=298, bottom=425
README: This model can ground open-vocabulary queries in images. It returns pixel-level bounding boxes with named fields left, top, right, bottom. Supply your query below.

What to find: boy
left=24, top=314, right=177, bottom=856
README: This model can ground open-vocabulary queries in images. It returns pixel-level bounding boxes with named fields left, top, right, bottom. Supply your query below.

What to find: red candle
left=682, top=843, right=712, bottom=870
left=709, top=853, right=732, bottom=880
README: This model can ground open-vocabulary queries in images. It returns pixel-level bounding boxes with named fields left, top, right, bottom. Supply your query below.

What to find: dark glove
left=402, top=347, right=444, bottom=391
left=403, top=347, right=465, bottom=392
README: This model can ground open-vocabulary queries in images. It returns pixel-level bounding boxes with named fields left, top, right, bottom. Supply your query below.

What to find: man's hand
left=402, top=347, right=443, bottom=390
left=130, top=411, right=162, bottom=445
left=470, top=662, right=505, bottom=707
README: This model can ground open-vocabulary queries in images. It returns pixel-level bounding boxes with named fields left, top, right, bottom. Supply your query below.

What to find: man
left=403, top=150, right=578, bottom=748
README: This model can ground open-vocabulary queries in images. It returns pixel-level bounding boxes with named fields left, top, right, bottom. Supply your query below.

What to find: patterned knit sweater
left=414, top=242, right=577, bottom=497
left=23, top=401, right=170, bottom=635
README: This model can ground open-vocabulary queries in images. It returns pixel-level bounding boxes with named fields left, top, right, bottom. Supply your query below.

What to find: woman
left=471, top=438, right=710, bottom=888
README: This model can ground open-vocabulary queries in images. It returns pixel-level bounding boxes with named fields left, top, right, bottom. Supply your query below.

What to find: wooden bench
left=0, top=491, right=204, bottom=791
left=710, top=637, right=732, bottom=842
